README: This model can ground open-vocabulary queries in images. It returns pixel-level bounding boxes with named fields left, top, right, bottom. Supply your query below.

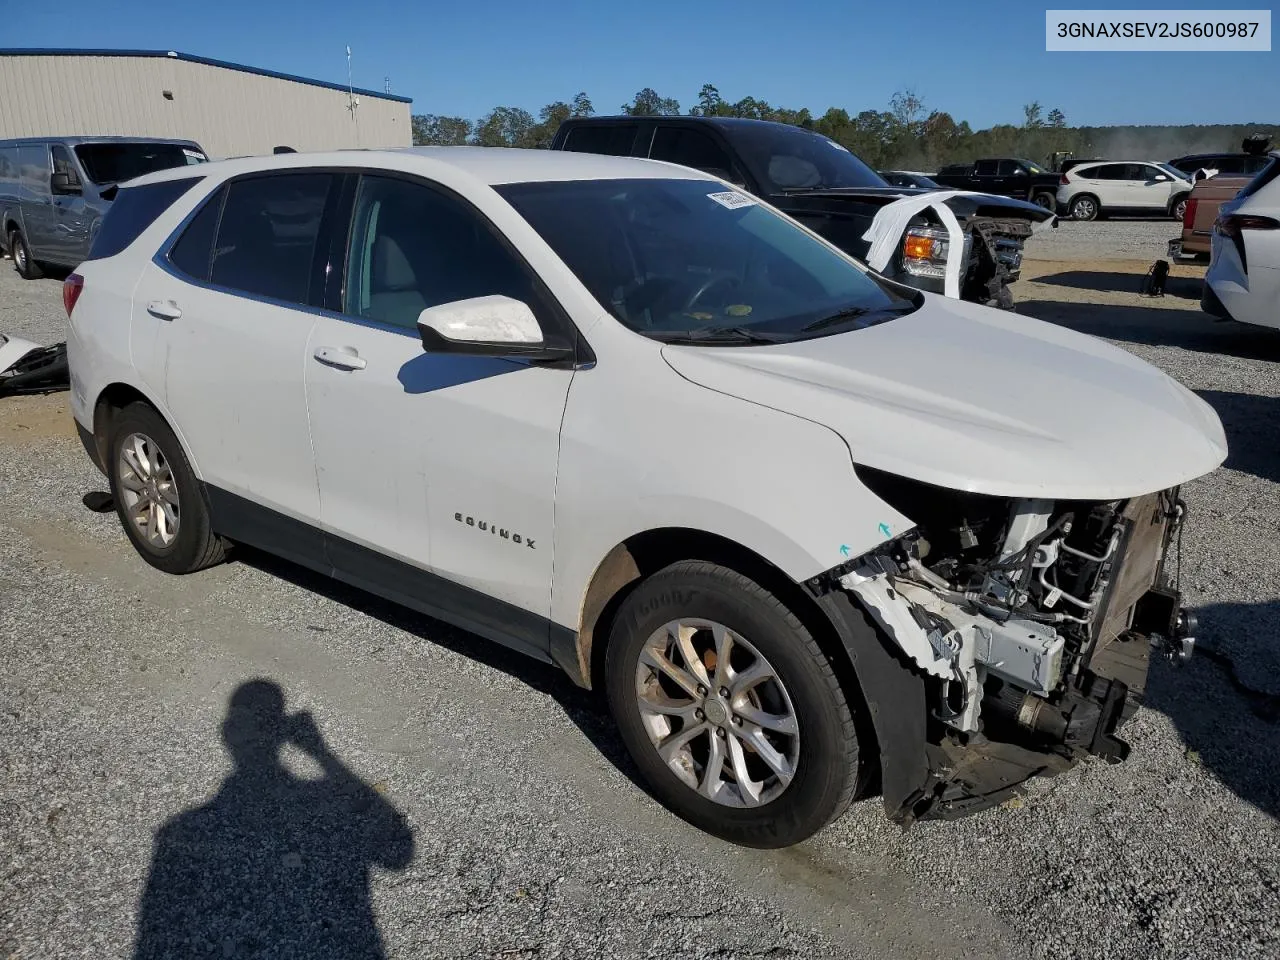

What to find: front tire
left=9, top=229, right=43, bottom=280
left=106, top=402, right=227, bottom=574
left=604, top=561, right=860, bottom=848
left=1171, top=194, right=1189, bottom=222
left=1070, top=195, right=1099, bottom=221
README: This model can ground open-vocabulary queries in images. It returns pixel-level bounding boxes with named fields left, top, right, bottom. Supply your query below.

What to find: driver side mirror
left=50, top=172, right=81, bottom=195
left=1153, top=174, right=1169, bottom=182
left=416, top=295, right=574, bottom=362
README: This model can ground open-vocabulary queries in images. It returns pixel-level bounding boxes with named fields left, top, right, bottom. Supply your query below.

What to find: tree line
left=412, top=85, right=1275, bottom=172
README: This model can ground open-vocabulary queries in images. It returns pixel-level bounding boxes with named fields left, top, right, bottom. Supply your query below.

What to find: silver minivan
left=0, top=136, right=207, bottom=278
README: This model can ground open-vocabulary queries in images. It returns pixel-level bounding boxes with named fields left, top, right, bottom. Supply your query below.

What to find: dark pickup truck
left=933, top=158, right=1061, bottom=211
left=551, top=117, right=1051, bottom=308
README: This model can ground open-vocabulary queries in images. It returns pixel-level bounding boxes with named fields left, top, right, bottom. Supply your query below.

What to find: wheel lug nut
left=720, top=687, right=730, bottom=698
left=697, top=686, right=707, bottom=696
left=732, top=717, right=742, bottom=726
left=695, top=709, right=704, bottom=720
left=716, top=728, right=726, bottom=738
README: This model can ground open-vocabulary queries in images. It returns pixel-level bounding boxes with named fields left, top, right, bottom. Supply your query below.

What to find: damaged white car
left=66, top=148, right=1226, bottom=848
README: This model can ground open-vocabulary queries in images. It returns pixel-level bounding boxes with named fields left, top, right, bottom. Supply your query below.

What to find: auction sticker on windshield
left=707, top=191, right=757, bottom=210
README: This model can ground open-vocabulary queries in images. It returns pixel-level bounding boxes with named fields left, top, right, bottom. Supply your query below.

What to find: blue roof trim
left=0, top=48, right=413, bottom=104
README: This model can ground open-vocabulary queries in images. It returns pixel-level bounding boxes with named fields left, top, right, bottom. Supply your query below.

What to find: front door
left=45, top=144, right=93, bottom=264
left=304, top=173, right=575, bottom=656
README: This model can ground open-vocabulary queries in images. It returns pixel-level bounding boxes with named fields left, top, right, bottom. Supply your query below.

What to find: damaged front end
left=832, top=466, right=1194, bottom=822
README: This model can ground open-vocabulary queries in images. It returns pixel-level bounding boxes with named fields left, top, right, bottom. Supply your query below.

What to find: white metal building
left=0, top=49, right=412, bottom=158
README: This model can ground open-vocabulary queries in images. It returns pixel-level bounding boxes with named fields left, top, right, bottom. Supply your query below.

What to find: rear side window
left=168, top=188, right=225, bottom=281
left=562, top=124, right=640, bottom=157
left=1239, top=157, right=1280, bottom=200
left=86, top=177, right=202, bottom=261
left=209, top=174, right=334, bottom=305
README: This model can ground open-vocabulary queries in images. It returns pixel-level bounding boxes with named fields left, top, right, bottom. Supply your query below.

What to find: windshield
left=1018, top=159, right=1046, bottom=174
left=1156, top=162, right=1191, bottom=181
left=725, top=124, right=888, bottom=192
left=497, top=178, right=916, bottom=344
left=74, top=142, right=207, bottom=185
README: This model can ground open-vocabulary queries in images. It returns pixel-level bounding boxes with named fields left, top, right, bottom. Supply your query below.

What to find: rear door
left=1087, top=164, right=1128, bottom=208
left=971, top=159, right=999, bottom=191
left=997, top=159, right=1028, bottom=199
left=140, top=171, right=339, bottom=542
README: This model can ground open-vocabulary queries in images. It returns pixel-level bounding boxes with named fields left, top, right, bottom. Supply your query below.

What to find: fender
left=815, top=588, right=930, bottom=823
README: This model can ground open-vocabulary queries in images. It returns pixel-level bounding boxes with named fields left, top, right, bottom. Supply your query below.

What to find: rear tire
left=1031, top=191, right=1055, bottom=211
left=9, top=229, right=43, bottom=280
left=1069, top=195, right=1099, bottom=221
left=106, top=402, right=227, bottom=574
left=604, top=560, right=860, bottom=848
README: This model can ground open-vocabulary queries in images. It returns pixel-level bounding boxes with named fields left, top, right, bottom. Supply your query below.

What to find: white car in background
left=1056, top=161, right=1192, bottom=221
left=64, top=148, right=1224, bottom=847
left=1202, top=153, right=1280, bottom=329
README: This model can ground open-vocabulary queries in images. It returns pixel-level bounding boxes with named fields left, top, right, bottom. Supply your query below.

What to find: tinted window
left=74, top=142, right=206, bottom=185
left=996, top=160, right=1023, bottom=176
left=973, top=160, right=999, bottom=176
left=168, top=188, right=224, bottom=281
left=50, top=145, right=81, bottom=185
left=563, top=124, right=640, bottom=157
left=728, top=123, right=885, bottom=191
left=1246, top=156, right=1271, bottom=174
left=650, top=127, right=734, bottom=177
left=1090, top=165, right=1124, bottom=180
left=1239, top=157, right=1280, bottom=200
left=0, top=147, right=15, bottom=180
left=344, top=175, right=543, bottom=332
left=85, top=177, right=202, bottom=261
left=498, top=178, right=914, bottom=344
left=210, top=174, right=333, bottom=305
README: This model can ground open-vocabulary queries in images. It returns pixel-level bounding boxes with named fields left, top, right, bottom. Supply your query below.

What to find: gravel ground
left=2, top=227, right=1279, bottom=959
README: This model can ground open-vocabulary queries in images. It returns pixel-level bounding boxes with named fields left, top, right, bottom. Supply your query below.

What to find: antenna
left=345, top=45, right=360, bottom=147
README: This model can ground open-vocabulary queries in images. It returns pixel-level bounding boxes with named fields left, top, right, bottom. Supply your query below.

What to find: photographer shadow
left=133, top=680, right=414, bottom=959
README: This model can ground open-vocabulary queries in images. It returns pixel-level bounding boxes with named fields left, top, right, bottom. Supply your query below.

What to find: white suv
left=1202, top=153, right=1280, bottom=329
left=1057, top=161, right=1192, bottom=221
left=65, top=148, right=1226, bottom=847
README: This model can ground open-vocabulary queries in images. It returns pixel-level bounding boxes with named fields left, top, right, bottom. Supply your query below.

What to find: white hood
left=662, top=297, right=1227, bottom=500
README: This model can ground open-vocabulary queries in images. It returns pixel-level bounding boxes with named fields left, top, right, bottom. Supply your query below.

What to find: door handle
left=313, top=345, right=367, bottom=371
left=146, top=299, right=182, bottom=321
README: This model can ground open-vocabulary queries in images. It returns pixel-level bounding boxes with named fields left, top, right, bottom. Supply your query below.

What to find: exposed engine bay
left=835, top=466, right=1193, bottom=820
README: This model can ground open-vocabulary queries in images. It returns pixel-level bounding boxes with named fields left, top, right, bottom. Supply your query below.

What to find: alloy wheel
left=116, top=432, right=181, bottom=548
left=634, top=618, right=800, bottom=807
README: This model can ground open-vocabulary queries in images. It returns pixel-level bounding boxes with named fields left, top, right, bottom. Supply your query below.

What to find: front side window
left=973, top=160, right=999, bottom=176
left=498, top=178, right=916, bottom=345
left=344, top=175, right=543, bottom=332
left=996, top=160, right=1022, bottom=176
left=50, top=145, right=81, bottom=186
left=650, top=127, right=735, bottom=178
left=210, top=174, right=333, bottom=304
left=727, top=124, right=885, bottom=192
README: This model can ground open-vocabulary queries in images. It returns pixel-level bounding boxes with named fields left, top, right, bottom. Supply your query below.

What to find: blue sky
left=5, top=0, right=1277, bottom=127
